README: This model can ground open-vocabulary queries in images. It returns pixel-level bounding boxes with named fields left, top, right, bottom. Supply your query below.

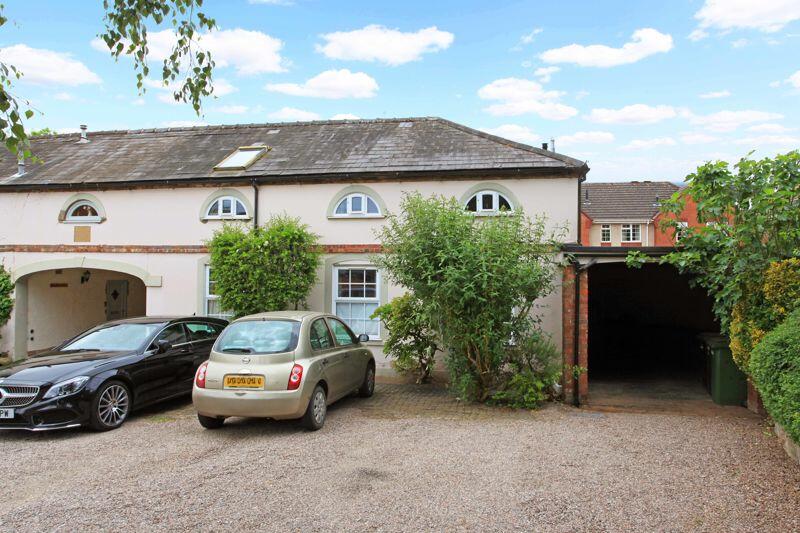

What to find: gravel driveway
left=1, top=384, right=798, bottom=532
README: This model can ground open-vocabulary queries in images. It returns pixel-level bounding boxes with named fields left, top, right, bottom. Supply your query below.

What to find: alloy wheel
left=313, top=389, right=326, bottom=425
left=367, top=368, right=375, bottom=394
left=98, top=384, right=129, bottom=427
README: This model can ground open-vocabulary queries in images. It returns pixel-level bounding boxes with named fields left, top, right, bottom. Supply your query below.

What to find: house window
left=465, top=191, right=513, bottom=214
left=204, top=266, right=233, bottom=319
left=65, top=200, right=102, bottom=223
left=214, top=145, right=267, bottom=170
left=205, top=196, right=248, bottom=220
left=333, top=266, right=380, bottom=340
left=621, top=224, right=641, bottom=242
left=333, top=193, right=381, bottom=217
left=600, top=224, right=611, bottom=243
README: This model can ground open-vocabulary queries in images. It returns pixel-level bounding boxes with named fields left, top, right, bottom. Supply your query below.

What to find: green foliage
left=633, top=151, right=800, bottom=369
left=371, top=294, right=438, bottom=384
left=0, top=264, right=12, bottom=338
left=374, top=193, right=565, bottom=402
left=30, top=127, right=56, bottom=137
left=625, top=249, right=648, bottom=269
left=763, top=258, right=800, bottom=320
left=491, top=331, right=562, bottom=409
left=0, top=1, right=217, bottom=158
left=208, top=216, right=320, bottom=318
left=749, top=308, right=800, bottom=445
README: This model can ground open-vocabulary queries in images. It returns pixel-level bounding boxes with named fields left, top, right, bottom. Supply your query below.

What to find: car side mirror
left=358, top=334, right=370, bottom=343
left=156, top=339, right=173, bottom=354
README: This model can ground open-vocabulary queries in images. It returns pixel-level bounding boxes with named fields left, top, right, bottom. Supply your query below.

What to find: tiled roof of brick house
left=0, top=117, right=587, bottom=190
left=581, top=181, right=681, bottom=220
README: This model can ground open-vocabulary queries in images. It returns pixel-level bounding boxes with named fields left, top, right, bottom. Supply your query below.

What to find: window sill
left=202, top=217, right=252, bottom=223
left=62, top=219, right=103, bottom=224
left=327, top=215, right=385, bottom=220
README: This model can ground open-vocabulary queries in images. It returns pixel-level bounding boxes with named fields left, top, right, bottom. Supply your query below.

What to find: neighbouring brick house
left=579, top=181, right=700, bottom=247
left=0, top=117, right=587, bottom=379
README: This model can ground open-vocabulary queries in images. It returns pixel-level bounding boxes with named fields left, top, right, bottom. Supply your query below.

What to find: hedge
left=749, top=308, right=800, bottom=445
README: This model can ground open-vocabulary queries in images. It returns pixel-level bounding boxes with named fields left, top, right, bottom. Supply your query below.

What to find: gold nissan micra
left=192, top=311, right=375, bottom=430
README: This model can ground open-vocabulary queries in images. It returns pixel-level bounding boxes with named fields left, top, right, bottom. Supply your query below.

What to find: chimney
left=550, top=138, right=556, bottom=152
left=541, top=142, right=548, bottom=150
left=16, top=154, right=25, bottom=176
left=77, top=124, right=89, bottom=143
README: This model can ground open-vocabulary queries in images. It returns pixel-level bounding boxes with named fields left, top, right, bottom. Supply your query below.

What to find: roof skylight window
left=214, top=145, right=268, bottom=170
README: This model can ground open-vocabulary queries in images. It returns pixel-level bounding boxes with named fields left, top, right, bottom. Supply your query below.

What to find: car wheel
left=302, top=385, right=327, bottom=431
left=358, top=364, right=375, bottom=398
left=197, top=414, right=225, bottom=429
left=90, top=380, right=131, bottom=431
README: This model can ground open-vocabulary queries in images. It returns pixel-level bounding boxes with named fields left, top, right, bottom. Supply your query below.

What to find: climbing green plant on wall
left=0, top=264, right=13, bottom=341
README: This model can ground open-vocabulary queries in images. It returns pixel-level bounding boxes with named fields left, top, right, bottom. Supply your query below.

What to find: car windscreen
left=62, top=323, right=164, bottom=352
left=214, top=320, right=300, bottom=354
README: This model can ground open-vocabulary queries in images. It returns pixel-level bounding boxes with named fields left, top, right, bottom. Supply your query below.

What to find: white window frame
left=65, top=200, right=102, bottom=224
left=465, top=190, right=514, bottom=214
left=205, top=196, right=249, bottom=220
left=214, top=145, right=267, bottom=170
left=204, top=266, right=233, bottom=320
left=600, top=224, right=611, bottom=243
left=621, top=223, right=641, bottom=243
left=332, top=193, right=381, bottom=218
left=332, top=266, right=381, bottom=340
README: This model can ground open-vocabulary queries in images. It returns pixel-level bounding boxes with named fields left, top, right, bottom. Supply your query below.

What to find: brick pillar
left=562, top=265, right=590, bottom=404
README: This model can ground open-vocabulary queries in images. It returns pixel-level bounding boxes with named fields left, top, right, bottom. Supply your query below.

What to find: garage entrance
left=586, top=262, right=720, bottom=410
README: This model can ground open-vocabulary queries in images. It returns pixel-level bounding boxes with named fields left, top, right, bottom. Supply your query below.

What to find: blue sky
left=1, top=0, right=799, bottom=181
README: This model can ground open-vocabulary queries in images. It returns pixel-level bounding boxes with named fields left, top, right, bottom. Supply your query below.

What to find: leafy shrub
left=372, top=294, right=438, bottom=383
left=375, top=193, right=564, bottom=402
left=208, top=216, right=320, bottom=317
left=749, top=308, right=800, bottom=445
left=0, top=264, right=12, bottom=341
left=491, top=331, right=562, bottom=409
left=763, top=258, right=800, bottom=320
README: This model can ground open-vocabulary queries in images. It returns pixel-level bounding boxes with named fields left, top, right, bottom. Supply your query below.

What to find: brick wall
left=562, top=265, right=589, bottom=403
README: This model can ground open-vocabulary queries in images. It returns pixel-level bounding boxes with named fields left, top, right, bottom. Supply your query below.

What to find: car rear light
left=195, top=362, right=209, bottom=388
left=287, top=364, right=303, bottom=390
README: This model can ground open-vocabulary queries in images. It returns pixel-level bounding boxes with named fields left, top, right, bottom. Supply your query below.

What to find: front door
left=106, top=280, right=129, bottom=321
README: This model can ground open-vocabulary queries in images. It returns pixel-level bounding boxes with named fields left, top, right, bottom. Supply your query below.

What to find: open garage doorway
left=22, top=268, right=146, bottom=353
left=587, top=262, right=720, bottom=411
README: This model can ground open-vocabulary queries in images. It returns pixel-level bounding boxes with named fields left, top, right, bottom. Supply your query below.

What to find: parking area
left=1, top=383, right=799, bottom=532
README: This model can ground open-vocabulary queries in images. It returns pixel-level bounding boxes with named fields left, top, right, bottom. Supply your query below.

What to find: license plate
left=224, top=375, right=264, bottom=389
left=0, top=408, right=14, bottom=419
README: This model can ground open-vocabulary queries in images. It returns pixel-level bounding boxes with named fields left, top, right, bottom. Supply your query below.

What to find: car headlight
left=43, top=376, right=90, bottom=399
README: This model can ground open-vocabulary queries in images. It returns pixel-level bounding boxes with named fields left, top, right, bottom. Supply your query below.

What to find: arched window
left=333, top=193, right=381, bottom=217
left=65, top=200, right=102, bottom=223
left=205, top=196, right=248, bottom=220
left=465, top=190, right=513, bottom=214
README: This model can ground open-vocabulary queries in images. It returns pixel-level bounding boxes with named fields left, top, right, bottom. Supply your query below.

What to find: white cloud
left=162, top=120, right=208, bottom=128
left=688, top=29, right=709, bottom=41
left=266, top=69, right=378, bottom=99
left=482, top=124, right=539, bottom=145
left=769, top=80, right=782, bottom=88
left=92, top=28, right=286, bottom=76
left=316, top=25, right=454, bottom=66
left=699, top=90, right=731, bottom=99
left=0, top=44, right=101, bottom=85
left=53, top=92, right=74, bottom=101
left=689, top=109, right=783, bottom=132
left=788, top=70, right=800, bottom=88
left=621, top=137, right=677, bottom=150
left=211, top=105, right=249, bottom=115
left=558, top=131, right=615, bottom=147
left=694, top=0, right=800, bottom=33
left=268, top=107, right=321, bottom=121
left=733, top=134, right=800, bottom=147
left=680, top=132, right=719, bottom=144
left=575, top=90, right=590, bottom=100
left=331, top=113, right=360, bottom=120
left=478, top=78, right=578, bottom=120
left=132, top=98, right=145, bottom=106
left=519, top=28, right=544, bottom=45
left=540, top=28, right=673, bottom=67
left=534, top=66, right=560, bottom=83
left=748, top=123, right=795, bottom=133
left=586, top=104, right=677, bottom=125
left=157, top=93, right=180, bottom=105
left=731, top=38, right=749, bottom=48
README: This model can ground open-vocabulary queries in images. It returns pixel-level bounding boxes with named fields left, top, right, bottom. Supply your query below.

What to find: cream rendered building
left=0, top=118, right=587, bottom=375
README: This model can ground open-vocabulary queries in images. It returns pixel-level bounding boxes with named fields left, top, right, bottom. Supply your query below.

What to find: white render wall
left=0, top=176, right=577, bottom=364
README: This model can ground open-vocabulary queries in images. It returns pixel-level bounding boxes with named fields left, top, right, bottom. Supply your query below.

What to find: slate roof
left=581, top=181, right=680, bottom=220
left=0, top=117, right=587, bottom=190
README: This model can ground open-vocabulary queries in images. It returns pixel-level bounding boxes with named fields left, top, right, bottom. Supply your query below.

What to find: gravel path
left=1, top=384, right=798, bottom=532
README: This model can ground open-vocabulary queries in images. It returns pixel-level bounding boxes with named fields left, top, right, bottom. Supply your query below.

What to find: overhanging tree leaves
left=0, top=1, right=217, bottom=159
left=208, top=217, right=320, bottom=318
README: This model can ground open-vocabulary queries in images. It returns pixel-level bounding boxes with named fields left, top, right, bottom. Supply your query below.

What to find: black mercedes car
left=0, top=316, right=227, bottom=432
